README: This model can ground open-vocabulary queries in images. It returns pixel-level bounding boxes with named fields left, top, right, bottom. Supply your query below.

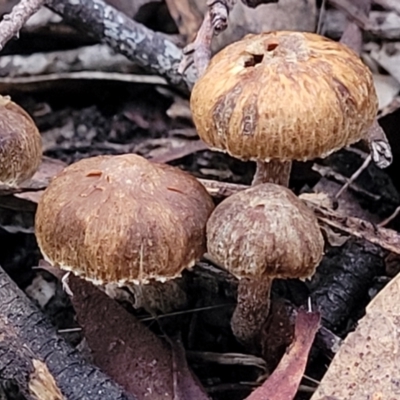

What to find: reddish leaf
left=67, top=275, right=210, bottom=400
left=246, top=309, right=320, bottom=400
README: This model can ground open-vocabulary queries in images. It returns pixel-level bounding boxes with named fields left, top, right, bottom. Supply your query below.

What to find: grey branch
left=0, top=0, right=46, bottom=50
left=46, top=0, right=195, bottom=91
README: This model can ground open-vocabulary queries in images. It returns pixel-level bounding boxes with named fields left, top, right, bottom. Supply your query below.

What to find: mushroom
left=35, top=153, right=215, bottom=312
left=206, top=183, right=324, bottom=348
left=190, top=31, right=378, bottom=186
left=0, top=95, right=42, bottom=186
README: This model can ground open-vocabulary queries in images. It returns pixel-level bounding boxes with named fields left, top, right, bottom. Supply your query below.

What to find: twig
left=334, top=155, right=372, bottom=199
left=328, top=0, right=372, bottom=30
left=336, top=0, right=393, bottom=170
left=46, top=0, right=194, bottom=91
left=379, top=206, right=400, bottom=227
left=179, top=13, right=214, bottom=78
left=179, top=0, right=279, bottom=77
left=0, top=0, right=46, bottom=50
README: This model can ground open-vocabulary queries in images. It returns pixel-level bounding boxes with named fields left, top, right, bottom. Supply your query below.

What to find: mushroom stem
left=252, top=160, right=292, bottom=186
left=231, top=276, right=273, bottom=349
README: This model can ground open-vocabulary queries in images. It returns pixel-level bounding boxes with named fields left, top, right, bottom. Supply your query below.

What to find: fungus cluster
left=0, top=95, right=42, bottom=186
left=35, top=154, right=215, bottom=310
left=190, top=31, right=378, bottom=346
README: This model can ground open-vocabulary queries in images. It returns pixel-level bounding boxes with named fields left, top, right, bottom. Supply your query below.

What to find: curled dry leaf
left=311, top=270, right=400, bottom=399
left=245, top=309, right=320, bottom=400
left=370, top=42, right=400, bottom=85
left=373, top=73, right=400, bottom=110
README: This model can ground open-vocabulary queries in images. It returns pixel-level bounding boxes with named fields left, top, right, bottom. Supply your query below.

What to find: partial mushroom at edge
left=0, top=95, right=42, bottom=186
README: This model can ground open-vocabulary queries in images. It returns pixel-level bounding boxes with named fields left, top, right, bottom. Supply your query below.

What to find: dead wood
left=0, top=264, right=134, bottom=400
left=45, top=0, right=194, bottom=91
left=0, top=44, right=140, bottom=79
left=309, top=239, right=384, bottom=331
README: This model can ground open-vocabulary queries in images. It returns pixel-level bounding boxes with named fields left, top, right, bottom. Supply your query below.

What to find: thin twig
left=0, top=0, right=46, bottom=50
left=334, top=155, right=372, bottom=199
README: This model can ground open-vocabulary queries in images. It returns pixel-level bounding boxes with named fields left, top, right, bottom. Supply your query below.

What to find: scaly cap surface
left=207, top=183, right=324, bottom=279
left=35, top=154, right=215, bottom=285
left=191, top=31, right=378, bottom=162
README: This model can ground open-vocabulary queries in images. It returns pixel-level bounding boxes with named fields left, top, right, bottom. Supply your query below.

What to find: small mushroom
left=190, top=31, right=378, bottom=186
left=35, top=154, right=215, bottom=312
left=0, top=95, right=42, bottom=186
left=207, top=183, right=324, bottom=348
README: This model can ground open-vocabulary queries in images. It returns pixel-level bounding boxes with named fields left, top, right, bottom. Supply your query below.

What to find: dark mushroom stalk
left=35, top=154, right=215, bottom=314
left=190, top=31, right=379, bottom=188
left=207, top=183, right=324, bottom=348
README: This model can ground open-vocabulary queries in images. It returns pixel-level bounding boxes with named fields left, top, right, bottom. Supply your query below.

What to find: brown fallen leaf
left=246, top=309, right=320, bottom=400
left=165, top=0, right=203, bottom=42
left=311, top=269, right=400, bottom=399
left=67, top=275, right=210, bottom=400
left=148, top=139, right=207, bottom=164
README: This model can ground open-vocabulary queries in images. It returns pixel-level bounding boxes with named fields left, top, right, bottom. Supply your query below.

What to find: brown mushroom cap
left=207, top=183, right=324, bottom=280
left=35, top=154, right=215, bottom=285
left=0, top=95, right=42, bottom=186
left=191, top=31, right=378, bottom=162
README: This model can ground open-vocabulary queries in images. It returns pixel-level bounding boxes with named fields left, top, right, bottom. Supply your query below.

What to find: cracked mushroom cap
left=207, top=183, right=324, bottom=280
left=0, top=95, right=42, bottom=186
left=35, top=154, right=215, bottom=285
left=190, top=31, right=378, bottom=162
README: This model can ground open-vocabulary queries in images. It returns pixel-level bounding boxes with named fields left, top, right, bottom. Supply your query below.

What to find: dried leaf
left=311, top=271, right=400, bottom=399
left=0, top=157, right=65, bottom=196
left=165, top=0, right=202, bottom=41
left=148, top=139, right=207, bottom=164
left=246, top=309, right=320, bottom=400
left=370, top=42, right=400, bottom=85
left=67, top=276, right=210, bottom=400
left=320, top=225, right=350, bottom=247
left=373, top=73, right=400, bottom=110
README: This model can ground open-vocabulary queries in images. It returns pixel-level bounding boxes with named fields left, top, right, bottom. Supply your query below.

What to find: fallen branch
left=0, top=44, right=140, bottom=79
left=0, top=265, right=133, bottom=400
left=46, top=0, right=194, bottom=91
